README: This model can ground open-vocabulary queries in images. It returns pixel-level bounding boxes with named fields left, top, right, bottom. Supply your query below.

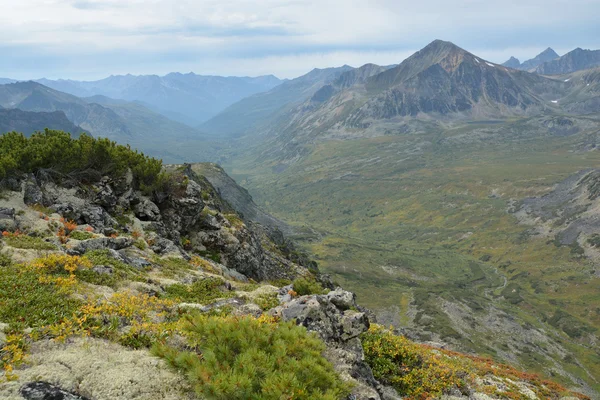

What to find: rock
left=133, top=199, right=161, bottom=222
left=20, top=381, right=89, bottom=400
left=0, top=207, right=16, bottom=231
left=23, top=181, right=44, bottom=206
left=66, top=237, right=134, bottom=256
left=235, top=303, right=263, bottom=317
left=271, top=290, right=388, bottom=400
left=51, top=203, right=116, bottom=232
left=327, top=288, right=356, bottom=311
left=197, top=212, right=221, bottom=230
left=161, top=179, right=205, bottom=238
left=92, top=265, right=113, bottom=275
left=93, top=180, right=117, bottom=209
left=178, top=298, right=244, bottom=313
left=149, top=237, right=180, bottom=256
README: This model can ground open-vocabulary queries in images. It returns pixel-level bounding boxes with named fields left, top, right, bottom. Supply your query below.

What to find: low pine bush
left=153, top=314, right=351, bottom=400
left=293, top=276, right=327, bottom=296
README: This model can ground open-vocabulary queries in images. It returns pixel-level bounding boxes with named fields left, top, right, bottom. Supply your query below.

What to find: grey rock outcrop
left=0, top=207, right=16, bottom=231
left=66, top=237, right=134, bottom=256
left=20, top=381, right=89, bottom=400
left=271, top=288, right=400, bottom=400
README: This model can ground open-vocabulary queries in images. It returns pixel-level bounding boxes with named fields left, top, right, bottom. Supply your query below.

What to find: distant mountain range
left=201, top=65, right=356, bottom=137
left=208, top=41, right=579, bottom=149
left=535, top=48, right=600, bottom=75
left=0, top=108, right=82, bottom=137
left=0, top=81, right=215, bottom=163
left=33, top=73, right=283, bottom=126
left=503, top=47, right=600, bottom=75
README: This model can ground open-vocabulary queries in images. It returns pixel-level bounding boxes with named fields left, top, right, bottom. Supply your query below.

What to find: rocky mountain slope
left=201, top=65, right=355, bottom=137
left=518, top=48, right=560, bottom=71
left=501, top=56, right=521, bottom=69
left=37, top=73, right=282, bottom=126
left=0, top=130, right=588, bottom=400
left=235, top=40, right=575, bottom=164
left=0, top=108, right=82, bottom=136
left=536, top=48, right=600, bottom=75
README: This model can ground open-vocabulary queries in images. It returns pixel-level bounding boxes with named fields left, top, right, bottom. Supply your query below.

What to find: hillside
left=0, top=81, right=131, bottom=139
left=201, top=65, right=355, bottom=137
left=0, top=130, right=589, bottom=400
left=37, top=73, right=283, bottom=125
left=234, top=40, right=573, bottom=164
left=536, top=48, right=600, bottom=75
left=0, top=82, right=212, bottom=163
left=519, top=48, right=560, bottom=71
left=0, top=109, right=82, bottom=136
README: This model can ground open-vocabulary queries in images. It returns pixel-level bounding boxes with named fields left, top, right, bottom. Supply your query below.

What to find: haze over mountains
left=34, top=73, right=282, bottom=126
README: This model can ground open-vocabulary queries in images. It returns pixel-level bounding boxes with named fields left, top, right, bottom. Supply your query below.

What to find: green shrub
left=0, top=130, right=163, bottom=188
left=153, top=256, right=194, bottom=278
left=0, top=263, right=81, bottom=328
left=133, top=238, right=147, bottom=250
left=0, top=252, right=12, bottom=267
left=69, top=231, right=94, bottom=241
left=293, top=276, right=327, bottom=296
left=253, top=292, right=280, bottom=311
left=163, top=278, right=232, bottom=304
left=80, top=249, right=147, bottom=288
left=3, top=235, right=56, bottom=250
left=361, top=325, right=465, bottom=398
left=153, top=315, right=351, bottom=400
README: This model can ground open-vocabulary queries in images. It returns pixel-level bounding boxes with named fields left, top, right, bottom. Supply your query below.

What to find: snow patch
left=551, top=100, right=559, bottom=104
left=486, top=62, right=495, bottom=67
left=474, top=58, right=480, bottom=63
left=564, top=78, right=570, bottom=82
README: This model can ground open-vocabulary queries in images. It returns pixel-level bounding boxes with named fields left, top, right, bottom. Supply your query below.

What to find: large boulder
left=133, top=199, right=161, bottom=222
left=66, top=237, right=134, bottom=256
left=93, top=178, right=118, bottom=209
left=270, top=289, right=399, bottom=400
left=23, top=180, right=44, bottom=206
left=0, top=207, right=16, bottom=231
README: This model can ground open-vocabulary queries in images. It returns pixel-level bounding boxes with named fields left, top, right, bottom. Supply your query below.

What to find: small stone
left=20, top=381, right=89, bottom=400
left=92, top=265, right=113, bottom=275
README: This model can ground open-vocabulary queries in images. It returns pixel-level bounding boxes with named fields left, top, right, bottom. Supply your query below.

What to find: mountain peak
left=519, top=47, right=560, bottom=70
left=502, top=56, right=521, bottom=69
left=421, top=39, right=465, bottom=55
left=540, top=47, right=560, bottom=59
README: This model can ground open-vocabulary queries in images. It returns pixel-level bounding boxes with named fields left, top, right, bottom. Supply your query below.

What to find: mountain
left=501, top=56, right=521, bottom=69
left=0, top=81, right=131, bottom=139
left=518, top=47, right=559, bottom=71
left=37, top=73, right=283, bottom=126
left=0, top=108, right=83, bottom=136
left=0, top=81, right=211, bottom=163
left=535, top=47, right=600, bottom=75
left=201, top=65, right=355, bottom=137
left=0, top=78, right=16, bottom=85
left=252, top=40, right=568, bottom=159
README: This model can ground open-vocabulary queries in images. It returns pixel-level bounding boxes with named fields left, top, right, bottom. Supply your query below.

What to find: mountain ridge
left=36, top=73, right=283, bottom=125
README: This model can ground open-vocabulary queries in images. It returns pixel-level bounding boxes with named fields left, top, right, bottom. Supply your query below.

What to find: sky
left=1, top=0, right=599, bottom=81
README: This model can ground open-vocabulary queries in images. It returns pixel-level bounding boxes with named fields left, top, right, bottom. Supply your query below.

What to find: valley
left=224, top=116, right=600, bottom=394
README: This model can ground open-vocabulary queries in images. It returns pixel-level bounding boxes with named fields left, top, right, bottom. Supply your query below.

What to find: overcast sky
left=1, top=0, right=599, bottom=81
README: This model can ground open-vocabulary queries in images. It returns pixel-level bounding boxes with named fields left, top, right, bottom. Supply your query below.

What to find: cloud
left=0, top=0, right=598, bottom=79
